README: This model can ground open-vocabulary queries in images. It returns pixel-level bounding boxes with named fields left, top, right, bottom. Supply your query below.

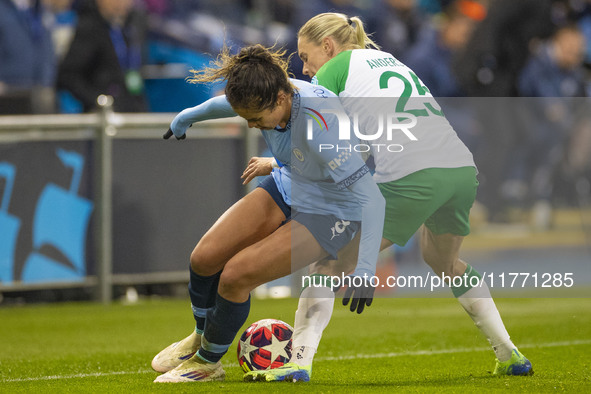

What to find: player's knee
left=219, top=260, right=257, bottom=295
left=190, top=242, right=224, bottom=276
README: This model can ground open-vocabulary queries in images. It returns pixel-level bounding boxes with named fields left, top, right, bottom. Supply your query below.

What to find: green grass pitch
left=1, top=295, right=589, bottom=392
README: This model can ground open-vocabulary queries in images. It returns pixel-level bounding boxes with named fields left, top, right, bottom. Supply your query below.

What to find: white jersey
left=314, top=49, right=475, bottom=183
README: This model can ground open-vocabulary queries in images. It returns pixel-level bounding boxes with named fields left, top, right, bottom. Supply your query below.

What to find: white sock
left=290, top=285, right=335, bottom=366
left=291, top=345, right=317, bottom=366
left=457, top=282, right=516, bottom=362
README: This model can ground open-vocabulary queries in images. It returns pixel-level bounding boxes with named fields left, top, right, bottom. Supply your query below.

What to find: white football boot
left=151, top=331, right=201, bottom=373
left=154, top=356, right=225, bottom=382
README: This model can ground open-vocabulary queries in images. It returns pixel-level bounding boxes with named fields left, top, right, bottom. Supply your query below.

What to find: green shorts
left=378, top=166, right=478, bottom=246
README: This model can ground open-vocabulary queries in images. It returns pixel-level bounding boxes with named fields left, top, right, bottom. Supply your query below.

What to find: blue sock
left=188, top=267, right=221, bottom=334
left=197, top=293, right=251, bottom=363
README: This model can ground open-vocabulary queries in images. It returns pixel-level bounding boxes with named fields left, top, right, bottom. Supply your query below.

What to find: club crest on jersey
left=292, top=148, right=305, bottom=162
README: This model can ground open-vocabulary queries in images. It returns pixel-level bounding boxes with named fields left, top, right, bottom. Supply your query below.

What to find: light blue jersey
left=169, top=79, right=385, bottom=276
left=271, top=80, right=370, bottom=221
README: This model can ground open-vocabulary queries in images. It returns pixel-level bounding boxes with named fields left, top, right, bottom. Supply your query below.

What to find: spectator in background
left=0, top=0, right=57, bottom=114
left=454, top=0, right=555, bottom=97
left=58, top=0, right=148, bottom=112
left=507, top=25, right=587, bottom=229
left=403, top=0, right=486, bottom=152
left=404, top=0, right=486, bottom=97
left=518, top=24, right=587, bottom=98
left=451, top=0, right=556, bottom=222
left=43, top=0, right=77, bottom=61
left=372, top=0, right=427, bottom=58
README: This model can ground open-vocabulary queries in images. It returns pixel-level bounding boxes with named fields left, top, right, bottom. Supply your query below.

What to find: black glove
left=163, top=128, right=186, bottom=140
left=342, top=275, right=375, bottom=314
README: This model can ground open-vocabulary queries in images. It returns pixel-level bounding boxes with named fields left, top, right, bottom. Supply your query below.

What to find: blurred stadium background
left=0, top=0, right=590, bottom=304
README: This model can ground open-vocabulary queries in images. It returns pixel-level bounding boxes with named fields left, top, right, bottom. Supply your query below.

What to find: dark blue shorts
left=257, top=175, right=291, bottom=221
left=292, top=211, right=360, bottom=259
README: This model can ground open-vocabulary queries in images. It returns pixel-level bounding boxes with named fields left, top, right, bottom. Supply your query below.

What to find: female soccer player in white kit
left=244, top=12, right=532, bottom=382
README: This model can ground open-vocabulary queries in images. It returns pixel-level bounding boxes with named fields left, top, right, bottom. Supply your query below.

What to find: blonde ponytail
left=298, top=13, right=379, bottom=50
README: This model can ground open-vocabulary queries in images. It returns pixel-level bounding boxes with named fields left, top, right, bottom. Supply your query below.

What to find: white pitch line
left=2, top=339, right=590, bottom=383
left=316, top=339, right=591, bottom=362
left=1, top=370, right=154, bottom=383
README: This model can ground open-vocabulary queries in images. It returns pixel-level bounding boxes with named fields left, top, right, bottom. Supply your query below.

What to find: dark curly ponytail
left=188, top=44, right=294, bottom=111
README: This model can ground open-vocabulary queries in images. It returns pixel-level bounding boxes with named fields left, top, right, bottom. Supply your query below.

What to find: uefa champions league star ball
left=237, top=318, right=293, bottom=372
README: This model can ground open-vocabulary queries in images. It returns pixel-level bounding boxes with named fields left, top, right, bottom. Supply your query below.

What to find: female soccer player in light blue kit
left=152, top=44, right=385, bottom=382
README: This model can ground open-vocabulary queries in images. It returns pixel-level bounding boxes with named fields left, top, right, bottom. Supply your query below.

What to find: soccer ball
left=237, top=318, right=293, bottom=372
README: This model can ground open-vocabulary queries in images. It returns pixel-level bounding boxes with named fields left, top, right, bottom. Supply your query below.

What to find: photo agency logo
left=305, top=107, right=417, bottom=153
